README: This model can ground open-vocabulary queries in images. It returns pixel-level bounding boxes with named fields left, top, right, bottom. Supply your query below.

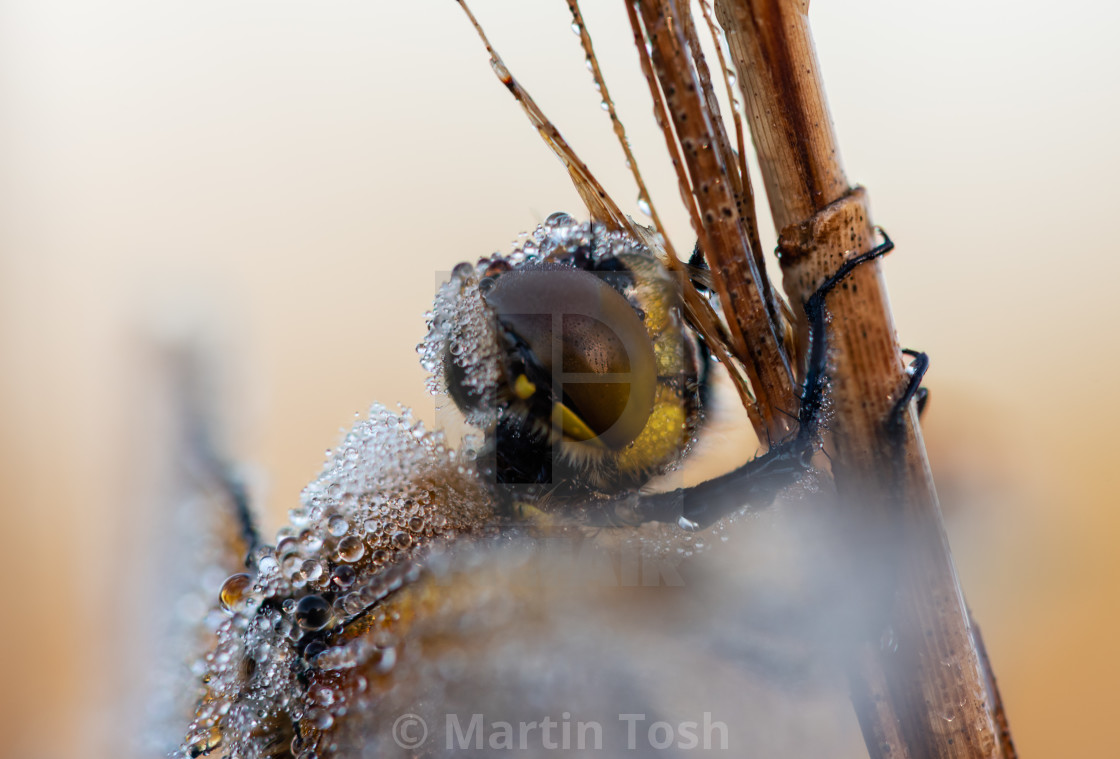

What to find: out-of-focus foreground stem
left=714, top=1, right=1016, bottom=757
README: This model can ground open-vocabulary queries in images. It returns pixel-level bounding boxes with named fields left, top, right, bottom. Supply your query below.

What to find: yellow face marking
left=514, top=374, right=536, bottom=399
left=553, top=402, right=606, bottom=448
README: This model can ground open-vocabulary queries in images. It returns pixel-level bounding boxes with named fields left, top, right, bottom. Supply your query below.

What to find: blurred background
left=1, top=1, right=1117, bottom=756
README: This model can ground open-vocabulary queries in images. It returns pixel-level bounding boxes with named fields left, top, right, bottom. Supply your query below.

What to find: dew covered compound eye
left=481, top=264, right=656, bottom=449
left=420, top=214, right=704, bottom=494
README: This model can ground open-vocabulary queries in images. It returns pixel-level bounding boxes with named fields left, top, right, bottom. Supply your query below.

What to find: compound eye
left=483, top=266, right=656, bottom=449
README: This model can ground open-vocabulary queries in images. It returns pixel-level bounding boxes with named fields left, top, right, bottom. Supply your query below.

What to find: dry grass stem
left=716, top=0, right=1016, bottom=756
left=629, top=0, right=797, bottom=440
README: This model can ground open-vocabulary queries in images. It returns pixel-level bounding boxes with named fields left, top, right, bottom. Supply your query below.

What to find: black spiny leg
left=900, top=348, right=931, bottom=419
left=887, top=348, right=930, bottom=439
left=797, top=231, right=895, bottom=441
left=621, top=231, right=897, bottom=530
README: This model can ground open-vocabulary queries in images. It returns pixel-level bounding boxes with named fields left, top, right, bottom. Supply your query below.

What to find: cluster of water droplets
left=418, top=212, right=657, bottom=429
left=176, top=405, right=493, bottom=759
left=176, top=213, right=739, bottom=758
left=419, top=259, right=504, bottom=428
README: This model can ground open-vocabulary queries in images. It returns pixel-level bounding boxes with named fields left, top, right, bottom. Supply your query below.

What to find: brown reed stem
left=714, top=1, right=1016, bottom=757
left=630, top=0, right=797, bottom=441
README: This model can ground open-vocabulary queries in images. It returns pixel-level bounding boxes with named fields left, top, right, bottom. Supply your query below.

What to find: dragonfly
left=169, top=3, right=927, bottom=758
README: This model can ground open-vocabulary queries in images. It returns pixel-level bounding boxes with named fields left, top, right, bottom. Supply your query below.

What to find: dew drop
left=299, top=530, right=323, bottom=553
left=295, top=595, right=333, bottom=631
left=330, top=565, right=356, bottom=590
left=637, top=195, right=652, bottom=217
left=327, top=515, right=349, bottom=537
left=341, top=593, right=365, bottom=615
left=219, top=573, right=254, bottom=614
left=373, top=646, right=397, bottom=674
left=312, top=685, right=336, bottom=706
left=489, top=57, right=511, bottom=83
left=300, top=559, right=323, bottom=583
left=677, top=515, right=701, bottom=532
left=257, top=555, right=280, bottom=575
left=336, top=536, right=365, bottom=563
left=310, top=709, right=334, bottom=730
left=186, top=727, right=222, bottom=756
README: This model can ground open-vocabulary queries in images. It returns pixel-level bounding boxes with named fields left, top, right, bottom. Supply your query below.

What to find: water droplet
left=489, top=57, right=511, bottom=83
left=637, top=195, right=652, bottom=217
left=677, top=515, right=701, bottom=531
left=330, top=565, right=356, bottom=590
left=391, top=531, right=412, bottom=549
left=295, top=595, right=333, bottom=631
left=310, top=709, right=334, bottom=730
left=299, top=530, right=323, bottom=553
left=300, top=559, right=323, bottom=583
left=373, top=646, right=397, bottom=674
left=327, top=515, right=349, bottom=537
left=336, top=536, right=365, bottom=563
left=185, top=727, right=222, bottom=756
left=282, top=553, right=302, bottom=579
left=311, top=685, right=336, bottom=706
left=258, top=555, right=280, bottom=575
left=219, top=573, right=254, bottom=614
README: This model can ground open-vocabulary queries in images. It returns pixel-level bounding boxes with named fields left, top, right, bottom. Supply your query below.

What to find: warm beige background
left=2, top=1, right=1117, bottom=757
